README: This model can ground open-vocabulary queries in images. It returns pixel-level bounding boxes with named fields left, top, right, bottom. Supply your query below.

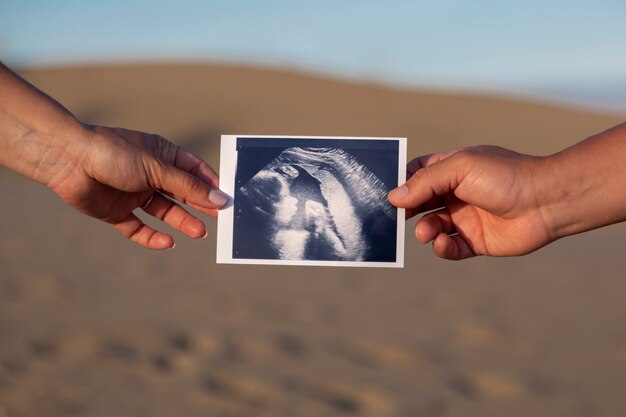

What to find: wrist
left=532, top=153, right=580, bottom=241
left=0, top=63, right=90, bottom=187
left=38, top=119, right=92, bottom=188
left=1, top=114, right=90, bottom=187
left=535, top=130, right=626, bottom=240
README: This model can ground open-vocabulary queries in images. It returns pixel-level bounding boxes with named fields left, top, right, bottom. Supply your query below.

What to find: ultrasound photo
left=217, top=136, right=406, bottom=267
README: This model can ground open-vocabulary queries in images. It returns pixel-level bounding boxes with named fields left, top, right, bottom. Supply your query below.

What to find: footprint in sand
left=332, top=339, right=420, bottom=369
left=447, top=371, right=527, bottom=401
left=168, top=332, right=194, bottom=353
left=28, top=338, right=58, bottom=359
left=199, top=372, right=282, bottom=411
left=149, top=331, right=211, bottom=375
left=99, top=339, right=139, bottom=364
left=281, top=377, right=394, bottom=416
left=273, top=332, right=308, bottom=358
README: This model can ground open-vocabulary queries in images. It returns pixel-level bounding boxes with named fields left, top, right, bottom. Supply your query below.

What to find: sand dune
left=1, top=63, right=625, bottom=417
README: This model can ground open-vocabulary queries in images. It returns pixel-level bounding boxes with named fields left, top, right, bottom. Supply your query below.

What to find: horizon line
left=9, top=56, right=626, bottom=117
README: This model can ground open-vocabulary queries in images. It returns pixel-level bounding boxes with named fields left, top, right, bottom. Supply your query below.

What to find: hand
left=45, top=124, right=228, bottom=250
left=0, top=63, right=227, bottom=250
left=388, top=146, right=554, bottom=260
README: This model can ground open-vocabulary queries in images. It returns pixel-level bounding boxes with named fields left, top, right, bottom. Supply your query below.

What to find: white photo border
left=217, top=135, right=406, bottom=268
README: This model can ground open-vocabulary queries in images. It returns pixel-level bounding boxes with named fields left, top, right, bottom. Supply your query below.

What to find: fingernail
left=208, top=189, right=229, bottom=207
left=201, top=230, right=208, bottom=239
left=171, top=243, right=176, bottom=249
left=415, top=223, right=423, bottom=242
left=389, top=185, right=408, bottom=199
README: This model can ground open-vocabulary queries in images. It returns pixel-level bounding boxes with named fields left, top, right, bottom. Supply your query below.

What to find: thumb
left=149, top=160, right=229, bottom=210
left=388, top=153, right=467, bottom=209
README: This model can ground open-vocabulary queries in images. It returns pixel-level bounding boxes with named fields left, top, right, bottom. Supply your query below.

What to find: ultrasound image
left=233, top=138, right=399, bottom=262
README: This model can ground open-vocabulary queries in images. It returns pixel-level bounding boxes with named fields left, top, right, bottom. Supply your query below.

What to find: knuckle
left=183, top=173, right=204, bottom=193
left=144, top=158, right=167, bottom=189
left=452, top=148, right=476, bottom=163
left=417, top=165, right=438, bottom=188
left=408, top=165, right=428, bottom=185
left=151, top=134, right=179, bottom=163
left=161, top=200, right=178, bottom=221
left=128, top=223, right=147, bottom=241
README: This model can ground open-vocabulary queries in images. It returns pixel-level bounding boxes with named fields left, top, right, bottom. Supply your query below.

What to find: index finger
left=390, top=150, right=468, bottom=210
left=173, top=147, right=220, bottom=188
left=408, top=149, right=463, bottom=176
left=402, top=150, right=463, bottom=217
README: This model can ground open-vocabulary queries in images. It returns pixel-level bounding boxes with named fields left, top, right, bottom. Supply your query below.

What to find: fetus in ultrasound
left=236, top=147, right=396, bottom=262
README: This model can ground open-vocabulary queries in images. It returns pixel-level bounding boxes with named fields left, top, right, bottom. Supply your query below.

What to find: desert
left=1, top=63, right=625, bottom=417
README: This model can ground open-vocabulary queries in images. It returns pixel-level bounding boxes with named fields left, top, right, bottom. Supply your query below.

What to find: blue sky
left=2, top=0, right=626, bottom=110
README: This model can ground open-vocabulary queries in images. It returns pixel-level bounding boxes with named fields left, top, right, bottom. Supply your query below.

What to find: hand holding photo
left=217, top=136, right=406, bottom=267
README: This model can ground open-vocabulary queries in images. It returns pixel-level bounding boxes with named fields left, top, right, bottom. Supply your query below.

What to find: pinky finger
left=112, top=213, right=175, bottom=250
left=432, top=233, right=476, bottom=260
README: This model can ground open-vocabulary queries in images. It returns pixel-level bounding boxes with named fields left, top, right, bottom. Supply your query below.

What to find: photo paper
left=217, top=135, right=406, bottom=267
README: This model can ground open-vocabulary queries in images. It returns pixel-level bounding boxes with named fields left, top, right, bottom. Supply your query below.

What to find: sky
left=2, top=0, right=626, bottom=111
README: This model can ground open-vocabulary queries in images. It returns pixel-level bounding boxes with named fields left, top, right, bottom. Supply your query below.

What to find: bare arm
left=388, top=123, right=626, bottom=260
left=0, top=62, right=228, bottom=250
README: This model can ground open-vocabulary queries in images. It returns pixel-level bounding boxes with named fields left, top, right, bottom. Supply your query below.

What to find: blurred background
left=1, top=1, right=626, bottom=416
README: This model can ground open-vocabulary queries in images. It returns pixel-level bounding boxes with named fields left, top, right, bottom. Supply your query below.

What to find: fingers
left=112, top=192, right=209, bottom=250
left=150, top=133, right=219, bottom=187
left=405, top=197, right=444, bottom=220
left=415, top=209, right=476, bottom=260
left=394, top=151, right=465, bottom=218
left=396, top=149, right=477, bottom=260
left=432, top=234, right=476, bottom=260
left=141, top=192, right=207, bottom=239
left=389, top=151, right=468, bottom=210
left=413, top=208, right=476, bottom=260
left=172, top=147, right=220, bottom=187
left=146, top=136, right=227, bottom=215
left=147, top=161, right=228, bottom=217
left=407, top=150, right=462, bottom=176
left=112, top=213, right=175, bottom=250
left=415, top=209, right=455, bottom=243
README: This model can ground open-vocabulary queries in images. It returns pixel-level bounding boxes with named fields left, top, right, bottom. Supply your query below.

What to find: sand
left=1, top=63, right=625, bottom=417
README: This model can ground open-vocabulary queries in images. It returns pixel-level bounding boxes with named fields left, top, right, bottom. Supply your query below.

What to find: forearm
left=0, top=62, right=86, bottom=185
left=539, top=122, right=626, bottom=239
